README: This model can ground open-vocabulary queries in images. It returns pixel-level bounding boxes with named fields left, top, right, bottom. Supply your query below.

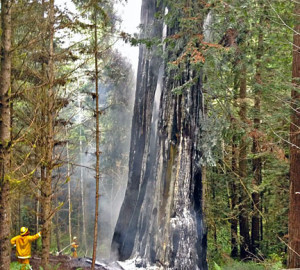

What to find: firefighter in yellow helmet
left=71, top=236, right=79, bottom=258
left=11, top=227, right=41, bottom=270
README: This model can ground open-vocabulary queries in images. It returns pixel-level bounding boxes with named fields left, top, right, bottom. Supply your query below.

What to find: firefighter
left=11, top=227, right=41, bottom=270
left=71, top=236, right=79, bottom=258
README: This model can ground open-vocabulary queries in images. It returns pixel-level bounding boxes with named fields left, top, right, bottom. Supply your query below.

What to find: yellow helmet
left=20, top=227, right=28, bottom=236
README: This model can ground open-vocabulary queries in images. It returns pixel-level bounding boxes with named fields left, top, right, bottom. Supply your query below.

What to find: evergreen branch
left=266, top=0, right=298, bottom=34
left=268, top=123, right=300, bottom=150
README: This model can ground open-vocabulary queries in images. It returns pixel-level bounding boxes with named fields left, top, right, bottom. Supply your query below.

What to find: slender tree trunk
left=77, top=207, right=80, bottom=248
left=35, top=186, right=40, bottom=250
left=92, top=5, right=101, bottom=268
left=79, top=123, right=87, bottom=252
left=251, top=30, right=263, bottom=256
left=0, top=0, right=12, bottom=268
left=66, top=127, right=72, bottom=245
left=54, top=199, right=61, bottom=252
left=238, top=64, right=251, bottom=259
left=230, top=132, right=238, bottom=258
left=288, top=2, right=300, bottom=268
left=41, top=0, right=55, bottom=267
left=229, top=74, right=239, bottom=258
left=18, top=191, right=21, bottom=234
left=211, top=173, right=218, bottom=253
left=201, top=92, right=207, bottom=214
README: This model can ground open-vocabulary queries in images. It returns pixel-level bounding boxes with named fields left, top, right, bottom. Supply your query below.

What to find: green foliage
left=4, top=0, right=296, bottom=267
left=213, top=262, right=222, bottom=270
left=198, top=114, right=228, bottom=166
left=10, top=262, right=25, bottom=270
left=218, top=261, right=264, bottom=270
left=120, top=32, right=159, bottom=49
left=200, top=0, right=292, bottom=267
left=212, top=258, right=283, bottom=270
left=10, top=262, right=65, bottom=270
left=38, top=263, right=61, bottom=270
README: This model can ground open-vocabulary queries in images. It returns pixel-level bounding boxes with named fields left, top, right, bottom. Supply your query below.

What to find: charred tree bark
left=111, top=1, right=207, bottom=269
left=0, top=0, right=12, bottom=268
left=288, top=2, right=300, bottom=268
left=111, top=0, right=164, bottom=261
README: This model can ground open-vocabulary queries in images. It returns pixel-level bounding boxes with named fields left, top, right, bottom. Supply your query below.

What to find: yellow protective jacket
left=11, top=232, right=41, bottom=259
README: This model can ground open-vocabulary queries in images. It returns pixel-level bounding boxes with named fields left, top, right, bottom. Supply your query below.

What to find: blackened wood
left=111, top=1, right=208, bottom=268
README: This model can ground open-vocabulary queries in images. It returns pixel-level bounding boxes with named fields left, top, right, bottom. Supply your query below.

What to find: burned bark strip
left=111, top=0, right=164, bottom=261
left=191, top=76, right=208, bottom=270
left=131, top=67, right=207, bottom=269
left=111, top=0, right=208, bottom=269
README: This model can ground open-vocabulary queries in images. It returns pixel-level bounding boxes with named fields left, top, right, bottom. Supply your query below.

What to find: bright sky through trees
left=114, top=0, right=141, bottom=74
left=56, top=0, right=141, bottom=73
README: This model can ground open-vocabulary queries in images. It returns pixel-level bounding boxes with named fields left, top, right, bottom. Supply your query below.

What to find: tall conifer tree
left=0, top=0, right=12, bottom=268
left=288, top=2, right=300, bottom=268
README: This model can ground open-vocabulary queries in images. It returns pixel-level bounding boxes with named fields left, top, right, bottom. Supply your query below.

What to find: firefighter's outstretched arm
left=10, top=236, right=18, bottom=245
left=28, top=232, right=41, bottom=242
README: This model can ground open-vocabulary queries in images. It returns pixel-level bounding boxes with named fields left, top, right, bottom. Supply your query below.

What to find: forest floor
left=11, top=254, right=125, bottom=270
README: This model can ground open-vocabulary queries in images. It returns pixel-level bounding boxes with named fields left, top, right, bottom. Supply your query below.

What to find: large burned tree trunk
left=111, top=0, right=164, bottom=262
left=111, top=0, right=207, bottom=269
